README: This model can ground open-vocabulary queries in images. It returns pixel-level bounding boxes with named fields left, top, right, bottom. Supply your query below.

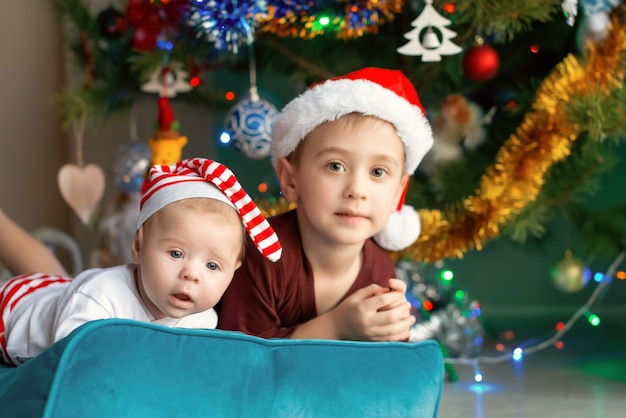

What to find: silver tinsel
left=396, top=260, right=484, bottom=358
left=111, top=142, right=152, bottom=193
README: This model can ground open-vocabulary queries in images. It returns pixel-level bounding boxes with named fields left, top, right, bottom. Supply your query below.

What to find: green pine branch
left=46, top=0, right=626, bottom=261
left=502, top=142, right=618, bottom=241
left=447, top=0, right=564, bottom=43
left=568, top=203, right=626, bottom=260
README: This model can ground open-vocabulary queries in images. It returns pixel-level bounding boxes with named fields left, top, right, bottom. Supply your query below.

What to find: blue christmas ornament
left=111, top=142, right=152, bottom=193
left=188, top=0, right=268, bottom=53
left=225, top=92, right=278, bottom=159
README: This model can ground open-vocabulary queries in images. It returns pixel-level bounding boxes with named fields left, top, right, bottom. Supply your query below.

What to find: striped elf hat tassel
left=138, top=158, right=282, bottom=262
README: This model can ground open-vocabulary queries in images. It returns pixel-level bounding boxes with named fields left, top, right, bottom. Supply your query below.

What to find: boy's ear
left=131, top=227, right=143, bottom=264
left=276, top=157, right=299, bottom=202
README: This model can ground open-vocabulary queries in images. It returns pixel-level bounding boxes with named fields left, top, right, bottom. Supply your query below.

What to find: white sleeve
left=53, top=292, right=114, bottom=343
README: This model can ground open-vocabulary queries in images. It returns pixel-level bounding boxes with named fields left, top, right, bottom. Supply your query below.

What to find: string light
left=443, top=251, right=625, bottom=370
left=443, top=3, right=455, bottom=14
left=505, top=100, right=518, bottom=110
left=219, top=131, right=231, bottom=144
left=472, top=360, right=483, bottom=382
left=584, top=310, right=601, bottom=326
left=156, top=40, right=174, bottom=51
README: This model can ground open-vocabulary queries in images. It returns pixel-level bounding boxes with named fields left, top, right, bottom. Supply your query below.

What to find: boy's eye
left=206, top=262, right=219, bottom=271
left=328, top=162, right=345, bottom=172
left=371, top=167, right=386, bottom=178
left=169, top=250, right=183, bottom=259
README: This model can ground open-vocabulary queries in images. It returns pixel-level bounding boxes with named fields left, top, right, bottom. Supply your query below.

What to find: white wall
left=0, top=3, right=69, bottom=235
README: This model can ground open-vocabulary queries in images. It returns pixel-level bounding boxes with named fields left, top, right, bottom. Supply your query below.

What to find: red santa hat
left=138, top=158, right=282, bottom=262
left=270, top=67, right=434, bottom=251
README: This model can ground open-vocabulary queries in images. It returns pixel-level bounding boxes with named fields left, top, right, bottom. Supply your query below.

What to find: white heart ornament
left=58, top=163, right=106, bottom=225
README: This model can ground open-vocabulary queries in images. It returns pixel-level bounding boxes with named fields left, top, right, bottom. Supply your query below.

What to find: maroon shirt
left=217, top=209, right=397, bottom=338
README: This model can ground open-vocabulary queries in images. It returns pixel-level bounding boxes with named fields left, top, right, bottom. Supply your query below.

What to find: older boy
left=218, top=67, right=433, bottom=341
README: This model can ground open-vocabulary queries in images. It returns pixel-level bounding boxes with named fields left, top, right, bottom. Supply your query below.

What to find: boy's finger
left=387, top=278, right=407, bottom=292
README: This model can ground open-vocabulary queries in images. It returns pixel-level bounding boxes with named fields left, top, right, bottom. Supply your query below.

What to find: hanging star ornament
left=397, top=0, right=462, bottom=62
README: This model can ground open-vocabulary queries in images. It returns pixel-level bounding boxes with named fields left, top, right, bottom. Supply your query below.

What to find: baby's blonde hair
left=147, top=198, right=246, bottom=261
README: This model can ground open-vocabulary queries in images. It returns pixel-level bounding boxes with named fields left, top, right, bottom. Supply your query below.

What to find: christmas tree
left=51, top=0, right=626, bottom=260
left=51, top=0, right=626, bottom=361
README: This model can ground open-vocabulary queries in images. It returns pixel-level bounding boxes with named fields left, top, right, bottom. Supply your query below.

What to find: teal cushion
left=0, top=319, right=443, bottom=417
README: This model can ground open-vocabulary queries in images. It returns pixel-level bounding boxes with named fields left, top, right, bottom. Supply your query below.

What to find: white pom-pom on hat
left=271, top=67, right=434, bottom=251
left=373, top=204, right=421, bottom=252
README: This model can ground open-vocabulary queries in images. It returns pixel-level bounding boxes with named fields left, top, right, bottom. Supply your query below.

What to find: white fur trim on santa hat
left=373, top=204, right=421, bottom=251
left=136, top=180, right=235, bottom=229
left=271, top=77, right=433, bottom=174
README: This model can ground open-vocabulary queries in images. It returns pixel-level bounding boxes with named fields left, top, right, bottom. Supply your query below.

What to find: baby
left=0, top=158, right=281, bottom=365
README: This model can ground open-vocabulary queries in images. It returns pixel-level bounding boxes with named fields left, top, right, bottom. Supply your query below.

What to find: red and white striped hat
left=138, top=158, right=282, bottom=262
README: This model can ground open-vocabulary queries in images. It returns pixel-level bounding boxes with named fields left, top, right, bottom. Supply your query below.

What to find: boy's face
left=278, top=116, right=409, bottom=247
left=132, top=202, right=243, bottom=320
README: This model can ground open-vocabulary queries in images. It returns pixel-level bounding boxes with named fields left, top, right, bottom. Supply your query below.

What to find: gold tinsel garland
left=258, top=16, right=626, bottom=264
left=398, top=16, right=626, bottom=263
left=259, top=0, right=404, bottom=40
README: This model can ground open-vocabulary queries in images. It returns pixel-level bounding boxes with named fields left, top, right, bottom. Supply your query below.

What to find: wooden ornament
left=397, top=0, right=462, bottom=62
left=58, top=163, right=106, bottom=225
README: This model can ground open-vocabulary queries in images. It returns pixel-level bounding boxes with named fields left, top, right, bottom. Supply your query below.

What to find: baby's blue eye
left=206, top=262, right=219, bottom=271
left=170, top=250, right=183, bottom=259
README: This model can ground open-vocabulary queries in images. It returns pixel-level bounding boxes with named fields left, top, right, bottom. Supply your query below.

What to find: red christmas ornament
left=132, top=26, right=160, bottom=51
left=462, top=44, right=500, bottom=81
left=125, top=0, right=189, bottom=51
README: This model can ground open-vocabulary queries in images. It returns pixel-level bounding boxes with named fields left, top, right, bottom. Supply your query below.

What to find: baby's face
left=134, top=203, right=243, bottom=320
left=288, top=116, right=408, bottom=246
